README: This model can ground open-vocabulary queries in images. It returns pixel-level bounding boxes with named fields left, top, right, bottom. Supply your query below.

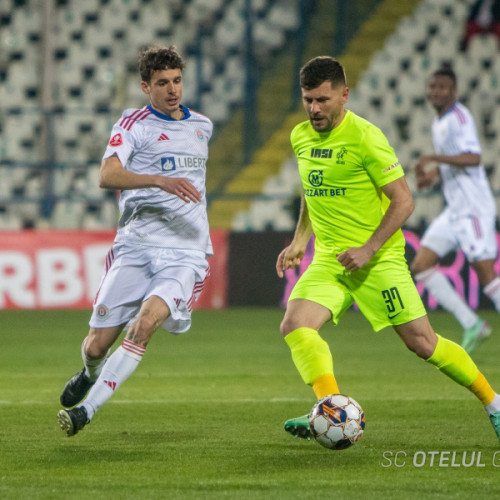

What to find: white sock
left=415, top=268, right=478, bottom=328
left=81, top=338, right=110, bottom=382
left=485, top=394, right=500, bottom=414
left=81, top=338, right=145, bottom=420
left=484, top=277, right=500, bottom=312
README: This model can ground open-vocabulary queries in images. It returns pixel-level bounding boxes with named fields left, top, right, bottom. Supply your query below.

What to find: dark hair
left=299, top=56, right=346, bottom=89
left=431, top=65, right=457, bottom=86
left=138, top=45, right=185, bottom=82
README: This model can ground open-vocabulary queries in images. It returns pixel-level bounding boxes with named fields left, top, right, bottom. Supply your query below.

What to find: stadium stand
left=0, top=0, right=300, bottom=229
left=216, top=0, right=500, bottom=231
left=1, top=0, right=498, bottom=232
left=208, top=0, right=423, bottom=229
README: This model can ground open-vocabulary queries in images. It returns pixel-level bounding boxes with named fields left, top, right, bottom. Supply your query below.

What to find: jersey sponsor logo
left=158, top=133, right=169, bottom=141
left=304, top=188, right=346, bottom=197
left=161, top=157, right=176, bottom=171
left=161, top=156, right=207, bottom=172
left=308, top=170, right=323, bottom=187
left=109, top=133, right=123, bottom=147
left=382, top=161, right=401, bottom=173
left=336, top=147, right=348, bottom=164
left=310, top=148, right=333, bottom=159
left=178, top=157, right=207, bottom=169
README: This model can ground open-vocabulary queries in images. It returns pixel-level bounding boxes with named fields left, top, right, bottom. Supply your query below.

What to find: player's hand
left=414, top=155, right=433, bottom=172
left=336, top=246, right=372, bottom=271
left=157, top=177, right=201, bottom=203
left=413, top=156, right=437, bottom=190
left=276, top=245, right=304, bottom=278
left=415, top=171, right=433, bottom=189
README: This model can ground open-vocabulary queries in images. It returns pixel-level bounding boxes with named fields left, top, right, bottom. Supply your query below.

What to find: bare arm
left=416, top=152, right=480, bottom=170
left=99, top=154, right=201, bottom=203
left=276, top=192, right=313, bottom=278
left=336, top=176, right=414, bottom=271
left=413, top=152, right=479, bottom=189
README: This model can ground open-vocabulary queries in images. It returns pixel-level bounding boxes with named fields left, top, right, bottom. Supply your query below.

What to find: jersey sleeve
left=361, top=124, right=404, bottom=187
left=102, top=111, right=141, bottom=167
left=451, top=109, right=481, bottom=155
left=290, top=121, right=309, bottom=159
left=290, top=124, right=300, bottom=156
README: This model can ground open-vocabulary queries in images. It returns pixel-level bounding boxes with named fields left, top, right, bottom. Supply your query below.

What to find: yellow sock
left=426, top=334, right=478, bottom=387
left=312, top=373, right=340, bottom=399
left=468, top=372, right=495, bottom=406
left=284, top=327, right=334, bottom=386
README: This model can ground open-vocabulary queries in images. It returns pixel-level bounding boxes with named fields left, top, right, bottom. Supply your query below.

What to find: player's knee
left=411, top=249, right=439, bottom=277
left=84, top=337, right=110, bottom=360
left=409, top=259, right=418, bottom=274
left=403, top=335, right=436, bottom=359
left=280, top=315, right=300, bottom=337
left=127, top=314, right=158, bottom=345
left=410, top=258, right=426, bottom=275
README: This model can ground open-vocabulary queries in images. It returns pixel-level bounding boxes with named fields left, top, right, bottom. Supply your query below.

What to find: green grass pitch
left=1, top=307, right=500, bottom=499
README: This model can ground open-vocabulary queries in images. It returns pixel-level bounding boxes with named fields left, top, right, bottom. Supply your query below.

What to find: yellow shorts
left=289, top=251, right=426, bottom=332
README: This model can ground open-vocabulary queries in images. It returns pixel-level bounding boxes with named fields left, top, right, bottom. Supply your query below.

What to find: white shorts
left=420, top=208, right=498, bottom=262
left=89, top=244, right=210, bottom=334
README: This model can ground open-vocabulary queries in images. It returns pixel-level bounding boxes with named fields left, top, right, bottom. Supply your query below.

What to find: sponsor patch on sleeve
left=382, top=161, right=401, bottom=173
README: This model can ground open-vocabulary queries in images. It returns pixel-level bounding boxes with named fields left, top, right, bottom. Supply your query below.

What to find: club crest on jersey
left=109, top=133, right=123, bottom=147
left=196, top=129, right=204, bottom=141
left=161, top=156, right=176, bottom=171
left=308, top=170, right=323, bottom=187
left=336, top=147, right=348, bottom=164
left=96, top=304, right=109, bottom=320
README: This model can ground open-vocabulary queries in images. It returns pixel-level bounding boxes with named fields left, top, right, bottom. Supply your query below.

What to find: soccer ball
left=308, top=394, right=365, bottom=450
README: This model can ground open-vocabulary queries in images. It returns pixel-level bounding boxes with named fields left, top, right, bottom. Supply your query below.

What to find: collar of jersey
left=147, top=104, right=191, bottom=121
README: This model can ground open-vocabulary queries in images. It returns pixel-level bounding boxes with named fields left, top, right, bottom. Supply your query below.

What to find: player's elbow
left=98, top=170, right=111, bottom=189
left=397, top=194, right=414, bottom=223
left=99, top=155, right=122, bottom=189
left=407, top=196, right=415, bottom=217
left=98, top=163, right=118, bottom=189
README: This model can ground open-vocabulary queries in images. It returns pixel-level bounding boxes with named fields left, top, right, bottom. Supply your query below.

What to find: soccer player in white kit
left=411, top=67, right=500, bottom=354
left=57, top=46, right=213, bottom=436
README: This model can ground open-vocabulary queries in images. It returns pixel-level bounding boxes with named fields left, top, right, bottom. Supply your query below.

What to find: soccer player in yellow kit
left=276, top=56, right=500, bottom=442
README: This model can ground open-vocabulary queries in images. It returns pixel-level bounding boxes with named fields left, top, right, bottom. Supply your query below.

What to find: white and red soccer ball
left=308, top=394, right=365, bottom=450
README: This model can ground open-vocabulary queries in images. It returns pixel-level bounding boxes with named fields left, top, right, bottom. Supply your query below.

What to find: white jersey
left=431, top=101, right=496, bottom=218
left=103, top=104, right=213, bottom=256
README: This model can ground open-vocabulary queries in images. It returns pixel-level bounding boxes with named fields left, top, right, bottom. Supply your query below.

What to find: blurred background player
left=411, top=67, right=500, bottom=354
left=276, top=56, right=500, bottom=443
left=57, top=45, right=213, bottom=437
